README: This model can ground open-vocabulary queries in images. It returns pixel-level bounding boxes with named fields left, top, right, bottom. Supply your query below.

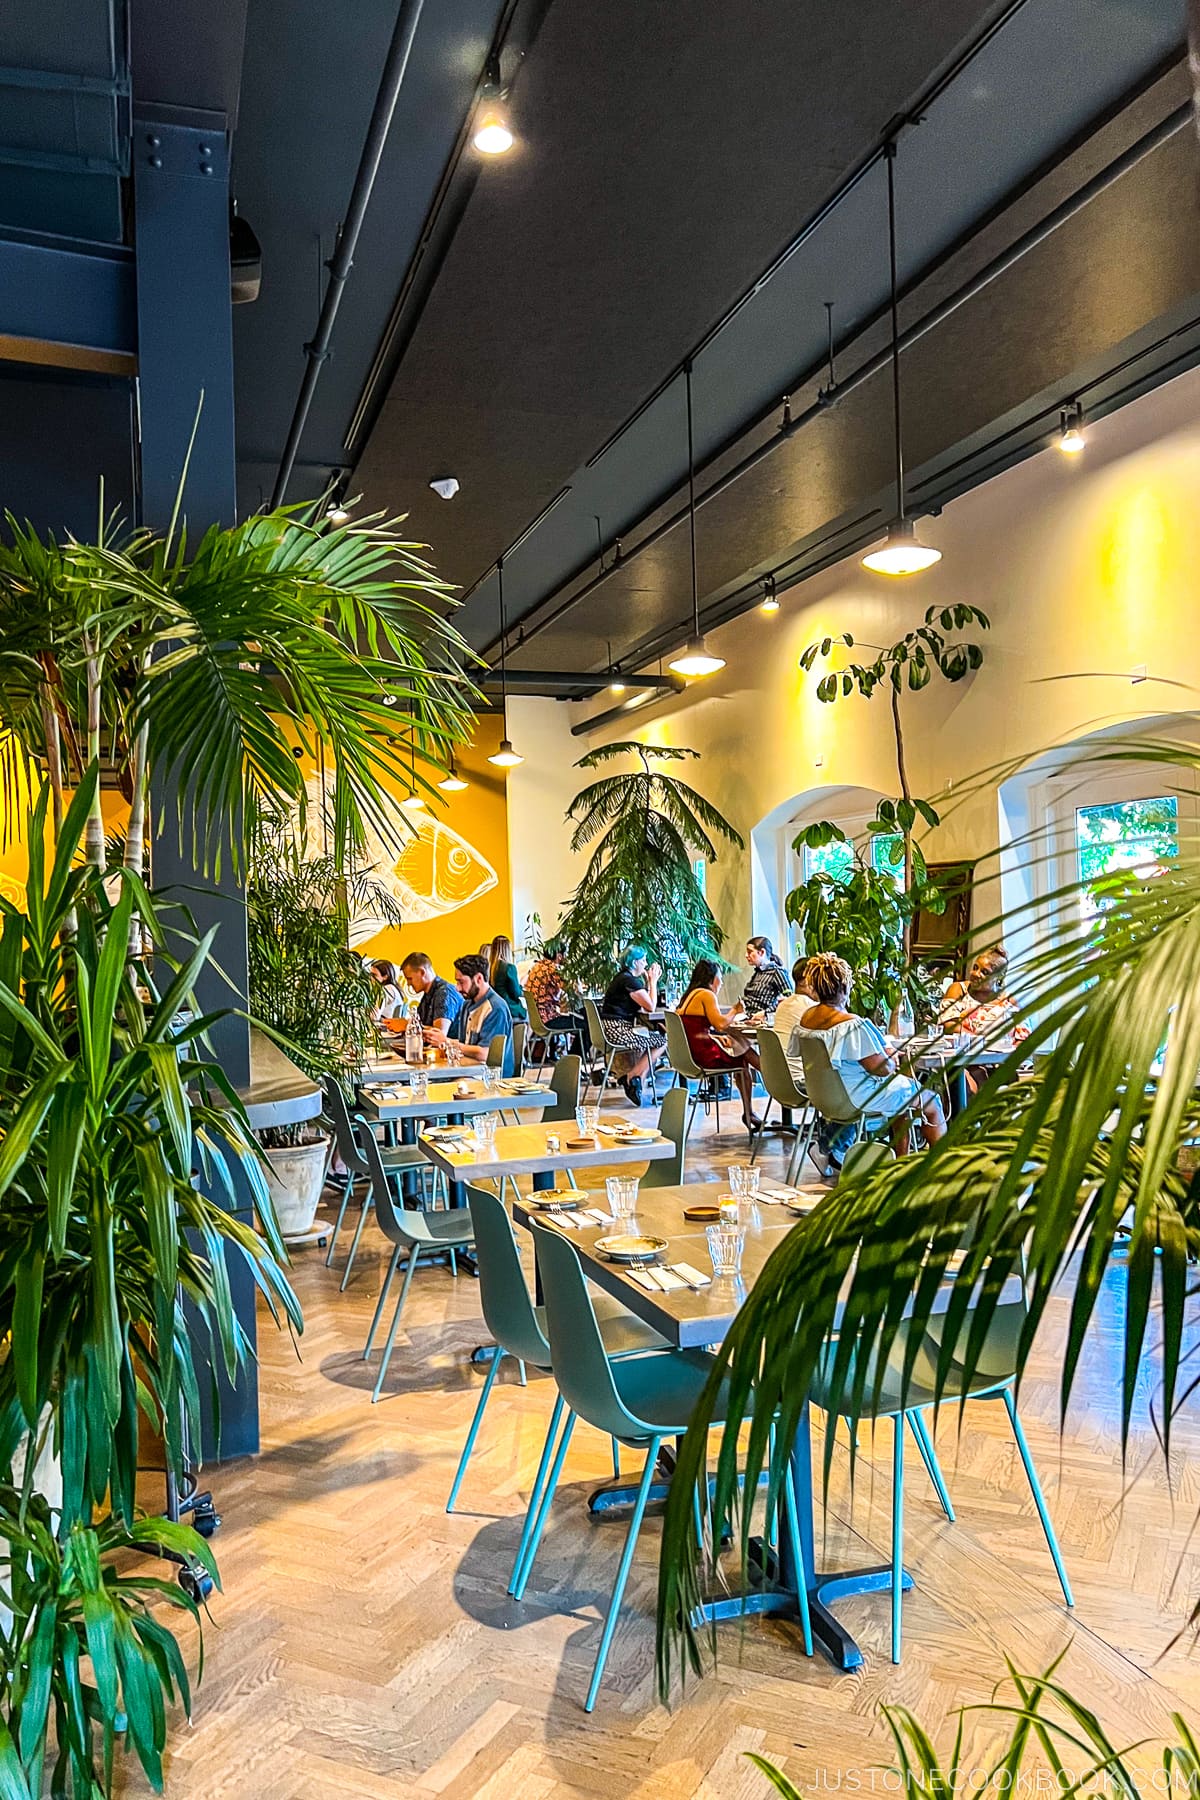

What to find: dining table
left=510, top=1179, right=1021, bottom=1674
left=359, top=1048, right=482, bottom=1085
left=358, top=1077, right=550, bottom=1206
left=417, top=1117, right=674, bottom=1196
left=907, top=1036, right=1015, bottom=1115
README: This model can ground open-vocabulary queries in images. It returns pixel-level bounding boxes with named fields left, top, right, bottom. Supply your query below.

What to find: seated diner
left=525, top=937, right=585, bottom=1041
left=367, top=957, right=404, bottom=1022
left=675, top=956, right=763, bottom=1130
left=599, top=944, right=666, bottom=1107
left=424, top=952, right=514, bottom=1074
left=400, top=951, right=463, bottom=1038
left=792, top=951, right=947, bottom=1155
left=741, top=934, right=791, bottom=1018
left=488, top=933, right=527, bottom=1019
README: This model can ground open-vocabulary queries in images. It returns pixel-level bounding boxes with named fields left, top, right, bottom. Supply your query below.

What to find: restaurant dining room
left=3, top=1, right=1200, bottom=1795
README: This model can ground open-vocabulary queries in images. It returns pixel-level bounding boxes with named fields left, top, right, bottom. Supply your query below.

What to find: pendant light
left=437, top=756, right=469, bottom=793
left=669, top=361, right=726, bottom=678
left=606, top=640, right=626, bottom=695
left=861, top=144, right=941, bottom=578
left=487, top=558, right=524, bottom=768
left=400, top=724, right=426, bottom=811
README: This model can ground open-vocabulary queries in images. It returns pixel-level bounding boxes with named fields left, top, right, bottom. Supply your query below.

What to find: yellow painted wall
left=357, top=713, right=516, bottom=976
left=568, top=362, right=1200, bottom=972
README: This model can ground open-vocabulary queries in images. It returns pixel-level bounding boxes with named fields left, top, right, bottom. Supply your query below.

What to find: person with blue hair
left=599, top=944, right=666, bottom=1106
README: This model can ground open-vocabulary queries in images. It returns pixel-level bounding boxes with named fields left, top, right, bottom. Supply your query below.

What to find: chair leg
left=584, top=1436, right=662, bottom=1712
left=340, top=1188, right=375, bottom=1291
left=370, top=1249, right=421, bottom=1403
left=1001, top=1388, right=1074, bottom=1607
left=511, top=1406, right=576, bottom=1600
left=447, top=1348, right=503, bottom=1511
left=611, top=1438, right=621, bottom=1479
left=508, top=1393, right=565, bottom=1596
left=324, top=1171, right=356, bottom=1266
left=781, top=1461, right=814, bottom=1656
left=362, top=1244, right=403, bottom=1359
left=907, top=1409, right=955, bottom=1521
left=891, top=1413, right=904, bottom=1663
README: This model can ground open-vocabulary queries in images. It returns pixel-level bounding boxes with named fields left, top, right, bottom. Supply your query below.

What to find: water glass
left=409, top=1071, right=427, bottom=1103
left=576, top=1104, right=601, bottom=1138
left=479, top=1064, right=497, bottom=1091
left=473, top=1111, right=498, bottom=1150
left=605, top=1174, right=640, bottom=1223
left=705, top=1221, right=746, bottom=1278
left=728, top=1163, right=760, bottom=1198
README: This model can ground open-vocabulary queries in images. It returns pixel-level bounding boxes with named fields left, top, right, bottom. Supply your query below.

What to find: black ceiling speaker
left=230, top=203, right=262, bottom=304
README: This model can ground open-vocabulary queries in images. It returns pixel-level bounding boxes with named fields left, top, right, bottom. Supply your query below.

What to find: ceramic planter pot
left=262, top=1136, right=331, bottom=1241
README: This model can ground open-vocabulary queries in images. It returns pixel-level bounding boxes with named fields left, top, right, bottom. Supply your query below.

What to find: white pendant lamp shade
left=488, top=737, right=524, bottom=768
left=668, top=634, right=726, bottom=678
left=861, top=518, right=942, bottom=577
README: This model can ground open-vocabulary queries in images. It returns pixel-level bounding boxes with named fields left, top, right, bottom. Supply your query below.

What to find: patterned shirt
left=743, top=962, right=791, bottom=1015
left=526, top=957, right=570, bottom=1021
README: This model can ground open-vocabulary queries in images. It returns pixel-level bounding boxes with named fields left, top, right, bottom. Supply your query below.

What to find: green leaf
left=12, top=1248, right=44, bottom=1424
left=914, top=798, right=939, bottom=828
left=0, top=1718, right=33, bottom=1800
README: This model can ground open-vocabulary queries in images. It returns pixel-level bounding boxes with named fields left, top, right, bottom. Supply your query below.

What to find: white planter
left=263, top=1136, right=331, bottom=1241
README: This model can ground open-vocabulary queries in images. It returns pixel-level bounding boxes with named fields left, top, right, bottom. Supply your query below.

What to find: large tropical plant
left=0, top=770, right=301, bottom=1794
left=0, top=499, right=477, bottom=877
left=247, top=836, right=404, bottom=1089
left=784, top=842, right=942, bottom=1024
left=799, top=604, right=989, bottom=965
left=655, top=734, right=1200, bottom=1695
left=555, top=742, right=744, bottom=992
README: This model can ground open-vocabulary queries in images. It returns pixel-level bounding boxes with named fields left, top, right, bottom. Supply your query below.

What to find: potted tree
left=555, top=741, right=743, bottom=994
left=247, top=842, right=404, bottom=1240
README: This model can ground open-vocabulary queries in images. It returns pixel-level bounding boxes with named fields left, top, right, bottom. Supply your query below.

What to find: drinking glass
left=576, top=1104, right=600, bottom=1138
left=605, top=1174, right=640, bottom=1223
left=705, top=1221, right=745, bottom=1277
left=409, top=1071, right=427, bottom=1103
left=728, top=1164, right=760, bottom=1198
left=479, top=1064, right=497, bottom=1091
left=473, top=1111, right=498, bottom=1150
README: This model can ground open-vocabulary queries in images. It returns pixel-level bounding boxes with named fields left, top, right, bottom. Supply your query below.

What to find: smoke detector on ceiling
left=429, top=477, right=460, bottom=500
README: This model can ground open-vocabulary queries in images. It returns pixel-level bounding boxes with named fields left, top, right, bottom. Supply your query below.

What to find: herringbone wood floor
left=123, top=1097, right=1200, bottom=1797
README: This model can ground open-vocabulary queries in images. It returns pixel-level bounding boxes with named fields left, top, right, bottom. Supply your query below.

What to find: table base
left=694, top=1537, right=912, bottom=1671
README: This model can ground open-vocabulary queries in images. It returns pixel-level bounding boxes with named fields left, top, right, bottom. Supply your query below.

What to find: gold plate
left=595, top=1233, right=669, bottom=1263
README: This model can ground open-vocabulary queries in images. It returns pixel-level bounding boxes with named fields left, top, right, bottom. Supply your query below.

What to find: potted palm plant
left=247, top=841, right=404, bottom=1240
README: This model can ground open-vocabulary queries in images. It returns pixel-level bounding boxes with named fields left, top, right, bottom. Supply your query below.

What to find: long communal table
left=511, top=1181, right=1021, bottom=1673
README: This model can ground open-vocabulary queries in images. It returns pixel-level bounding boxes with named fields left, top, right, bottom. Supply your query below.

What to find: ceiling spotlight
left=609, top=677, right=627, bottom=695
left=1058, top=403, right=1085, bottom=455
left=861, top=517, right=942, bottom=577
left=437, top=759, right=469, bottom=793
left=326, top=503, right=351, bottom=526
left=605, top=640, right=625, bottom=694
left=760, top=576, right=780, bottom=615
left=473, top=107, right=513, bottom=155
left=668, top=633, right=726, bottom=679
left=429, top=476, right=460, bottom=500
left=488, top=737, right=524, bottom=768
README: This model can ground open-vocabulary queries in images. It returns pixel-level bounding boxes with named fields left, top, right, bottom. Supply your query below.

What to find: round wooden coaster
left=683, top=1203, right=721, bottom=1223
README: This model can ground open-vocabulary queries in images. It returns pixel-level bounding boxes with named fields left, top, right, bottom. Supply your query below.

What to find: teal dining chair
left=582, top=998, right=617, bottom=1099
left=792, top=1037, right=893, bottom=1182
left=447, top=1185, right=669, bottom=1520
left=752, top=1029, right=811, bottom=1170
left=322, top=1077, right=431, bottom=1285
left=516, top=1221, right=812, bottom=1711
left=639, top=1083, right=689, bottom=1189
left=809, top=1286, right=1072, bottom=1663
left=663, top=1009, right=722, bottom=1133
left=356, top=1126, right=476, bottom=1403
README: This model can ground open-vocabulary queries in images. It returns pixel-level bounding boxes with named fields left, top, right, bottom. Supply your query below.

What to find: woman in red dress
left=675, top=958, right=763, bottom=1132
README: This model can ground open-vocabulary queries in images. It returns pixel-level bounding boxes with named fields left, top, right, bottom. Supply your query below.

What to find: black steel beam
left=478, top=668, right=681, bottom=693
left=0, top=232, right=135, bottom=368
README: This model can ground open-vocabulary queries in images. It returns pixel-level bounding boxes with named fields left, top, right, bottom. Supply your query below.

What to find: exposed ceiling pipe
left=270, top=0, right=427, bottom=508
left=481, top=93, right=1191, bottom=664
left=478, top=668, right=682, bottom=693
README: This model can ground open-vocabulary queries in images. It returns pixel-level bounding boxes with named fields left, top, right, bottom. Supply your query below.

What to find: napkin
left=673, top=1262, right=712, bottom=1288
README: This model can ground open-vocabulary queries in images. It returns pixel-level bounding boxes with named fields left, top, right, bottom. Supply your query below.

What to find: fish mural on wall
left=0, top=873, right=26, bottom=909
left=302, top=771, right=497, bottom=944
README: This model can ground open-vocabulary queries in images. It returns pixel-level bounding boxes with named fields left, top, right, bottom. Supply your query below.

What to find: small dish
left=524, top=1192, right=578, bottom=1211
left=682, top=1203, right=721, bottom=1223
left=594, top=1233, right=669, bottom=1264
left=565, top=1136, right=595, bottom=1150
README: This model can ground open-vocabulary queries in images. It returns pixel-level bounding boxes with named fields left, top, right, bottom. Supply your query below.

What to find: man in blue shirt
left=400, top=952, right=463, bottom=1038
left=425, top=953, right=513, bottom=1075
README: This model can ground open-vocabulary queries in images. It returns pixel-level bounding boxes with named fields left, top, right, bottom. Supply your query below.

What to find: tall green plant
left=248, top=839, right=403, bottom=1088
left=555, top=742, right=743, bottom=992
left=799, top=604, right=989, bottom=963
left=0, top=501, right=477, bottom=877
left=655, top=736, right=1200, bottom=1697
left=0, top=770, right=300, bottom=1793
